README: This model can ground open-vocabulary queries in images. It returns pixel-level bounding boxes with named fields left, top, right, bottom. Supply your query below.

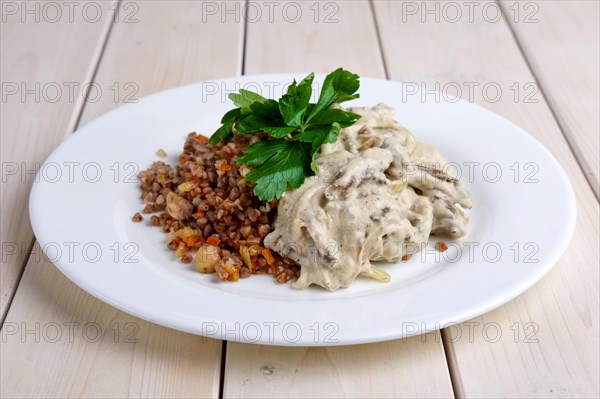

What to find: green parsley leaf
left=307, top=68, right=360, bottom=123
left=236, top=140, right=290, bottom=166
left=229, top=89, right=268, bottom=114
left=209, top=69, right=361, bottom=200
left=278, top=73, right=314, bottom=128
left=307, top=108, right=361, bottom=127
left=292, top=123, right=342, bottom=173
left=234, top=101, right=284, bottom=134
left=208, top=108, right=242, bottom=145
left=262, top=126, right=297, bottom=137
left=292, top=123, right=341, bottom=149
left=239, top=140, right=312, bottom=200
left=234, top=115, right=275, bottom=134
left=250, top=99, right=281, bottom=119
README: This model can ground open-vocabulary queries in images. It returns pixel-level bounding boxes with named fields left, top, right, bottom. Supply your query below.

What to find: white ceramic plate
left=30, top=74, right=576, bottom=346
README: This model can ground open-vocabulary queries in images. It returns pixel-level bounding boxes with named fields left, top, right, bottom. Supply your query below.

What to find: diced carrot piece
left=435, top=242, right=448, bottom=252
left=185, top=235, right=204, bottom=247
left=192, top=210, right=204, bottom=218
left=207, top=236, right=221, bottom=246
left=261, top=248, right=275, bottom=265
left=218, top=163, right=233, bottom=172
left=196, top=134, right=208, bottom=142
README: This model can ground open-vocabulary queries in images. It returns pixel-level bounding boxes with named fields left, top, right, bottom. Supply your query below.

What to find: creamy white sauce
left=265, top=103, right=472, bottom=291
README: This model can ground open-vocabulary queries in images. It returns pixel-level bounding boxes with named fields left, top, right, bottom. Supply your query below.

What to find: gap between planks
left=441, top=329, right=465, bottom=399
left=14, top=1, right=592, bottom=395
left=223, top=2, right=452, bottom=398
left=369, top=0, right=390, bottom=81
left=371, top=1, right=598, bottom=398
left=0, top=1, right=120, bottom=328
left=3, top=2, right=246, bottom=397
left=219, top=1, right=250, bottom=395
left=67, top=0, right=122, bottom=134
left=369, top=2, right=463, bottom=395
left=498, top=0, right=600, bottom=201
left=391, top=2, right=600, bottom=395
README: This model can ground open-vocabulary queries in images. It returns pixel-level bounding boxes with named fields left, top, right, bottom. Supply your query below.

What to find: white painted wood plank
left=224, top=2, right=453, bottom=397
left=373, top=1, right=599, bottom=397
left=1, top=258, right=222, bottom=398
left=225, top=336, right=452, bottom=399
left=1, top=2, right=245, bottom=397
left=244, top=0, right=386, bottom=77
left=501, top=0, right=599, bottom=197
left=0, top=0, right=112, bottom=322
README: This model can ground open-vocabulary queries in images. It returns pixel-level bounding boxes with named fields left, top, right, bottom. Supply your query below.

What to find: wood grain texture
left=373, top=0, right=599, bottom=397
left=224, top=335, right=452, bottom=398
left=501, top=0, right=600, bottom=198
left=78, top=0, right=244, bottom=124
left=1, top=2, right=244, bottom=397
left=4, top=0, right=597, bottom=397
left=243, top=0, right=386, bottom=77
left=0, top=254, right=222, bottom=398
left=224, top=2, right=453, bottom=398
left=0, top=0, right=113, bottom=323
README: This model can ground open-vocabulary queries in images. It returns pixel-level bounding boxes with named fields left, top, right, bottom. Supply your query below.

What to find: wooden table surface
left=1, top=1, right=598, bottom=397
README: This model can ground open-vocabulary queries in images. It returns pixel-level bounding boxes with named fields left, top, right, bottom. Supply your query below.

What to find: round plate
left=29, top=74, right=576, bottom=346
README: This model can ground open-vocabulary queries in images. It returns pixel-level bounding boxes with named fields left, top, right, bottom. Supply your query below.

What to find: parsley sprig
left=209, top=68, right=361, bottom=201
